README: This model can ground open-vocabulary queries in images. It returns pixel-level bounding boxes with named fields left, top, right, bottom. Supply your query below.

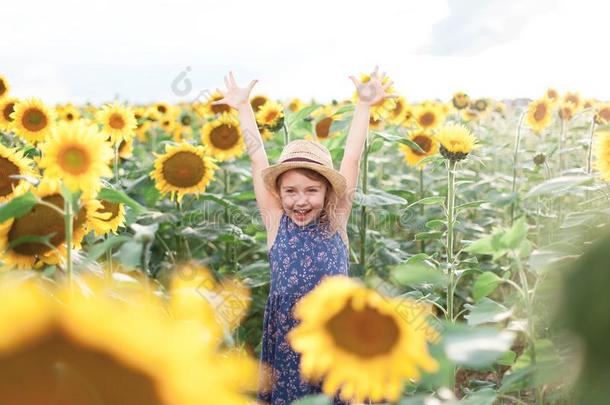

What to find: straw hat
left=261, top=140, right=347, bottom=197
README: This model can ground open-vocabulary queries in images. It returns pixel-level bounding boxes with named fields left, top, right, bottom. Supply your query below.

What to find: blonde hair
left=276, top=168, right=342, bottom=240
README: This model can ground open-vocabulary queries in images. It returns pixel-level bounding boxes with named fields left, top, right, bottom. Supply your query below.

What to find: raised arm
left=212, top=72, right=282, bottom=231
left=338, top=66, right=396, bottom=217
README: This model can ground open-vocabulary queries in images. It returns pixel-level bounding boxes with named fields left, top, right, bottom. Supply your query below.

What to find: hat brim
left=261, top=161, right=347, bottom=198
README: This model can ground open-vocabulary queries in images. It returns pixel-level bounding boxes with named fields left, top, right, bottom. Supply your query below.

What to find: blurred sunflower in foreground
left=0, top=75, right=9, bottom=98
left=287, top=275, right=439, bottom=404
left=0, top=275, right=258, bottom=405
left=0, top=97, right=18, bottom=131
left=150, top=142, right=218, bottom=202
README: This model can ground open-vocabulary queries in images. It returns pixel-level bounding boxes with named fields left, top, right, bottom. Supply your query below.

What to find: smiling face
left=277, top=169, right=329, bottom=226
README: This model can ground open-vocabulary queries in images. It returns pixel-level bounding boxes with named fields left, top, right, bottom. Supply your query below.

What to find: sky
left=2, top=0, right=609, bottom=105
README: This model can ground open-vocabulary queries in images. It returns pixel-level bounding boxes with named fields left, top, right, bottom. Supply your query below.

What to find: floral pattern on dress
left=257, top=212, right=350, bottom=405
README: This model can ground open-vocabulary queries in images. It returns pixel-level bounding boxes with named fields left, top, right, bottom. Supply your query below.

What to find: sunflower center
left=0, top=330, right=165, bottom=405
left=99, top=200, right=120, bottom=221
left=392, top=101, right=404, bottom=116
left=325, top=298, right=400, bottom=358
left=599, top=108, right=610, bottom=121
left=2, top=102, right=15, bottom=122
left=22, top=108, right=48, bottom=132
left=419, top=112, right=435, bottom=127
left=0, top=80, right=6, bottom=96
left=265, top=111, right=279, bottom=123
left=412, top=135, right=433, bottom=156
left=209, top=124, right=240, bottom=150
left=181, top=115, right=192, bottom=126
left=109, top=113, right=126, bottom=130
left=211, top=97, right=231, bottom=114
left=157, top=104, right=167, bottom=114
left=162, top=151, right=205, bottom=187
left=534, top=103, right=547, bottom=121
left=66, top=113, right=74, bottom=121
left=251, top=97, right=267, bottom=112
left=0, top=157, right=21, bottom=197
left=58, top=146, right=91, bottom=175
left=8, top=194, right=65, bottom=256
left=315, top=117, right=333, bottom=139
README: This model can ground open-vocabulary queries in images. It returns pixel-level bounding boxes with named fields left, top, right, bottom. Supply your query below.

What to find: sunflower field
left=1, top=72, right=609, bottom=404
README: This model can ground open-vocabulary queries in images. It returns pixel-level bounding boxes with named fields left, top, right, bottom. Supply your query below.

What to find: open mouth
left=293, top=208, right=312, bottom=221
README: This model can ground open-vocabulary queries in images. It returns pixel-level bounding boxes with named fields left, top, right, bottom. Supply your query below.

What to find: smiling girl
left=212, top=67, right=396, bottom=404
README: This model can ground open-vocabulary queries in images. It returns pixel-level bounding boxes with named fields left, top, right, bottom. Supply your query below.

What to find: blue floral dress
left=257, top=212, right=350, bottom=405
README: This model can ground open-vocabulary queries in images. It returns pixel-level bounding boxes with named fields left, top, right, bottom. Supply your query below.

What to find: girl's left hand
left=349, top=65, right=397, bottom=106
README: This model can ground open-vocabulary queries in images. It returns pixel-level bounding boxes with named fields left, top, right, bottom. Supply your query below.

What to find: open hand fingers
left=348, top=75, right=359, bottom=87
left=224, top=75, right=230, bottom=89
left=371, top=65, right=379, bottom=78
left=247, top=79, right=258, bottom=93
left=383, top=80, right=394, bottom=90
left=229, top=71, right=237, bottom=87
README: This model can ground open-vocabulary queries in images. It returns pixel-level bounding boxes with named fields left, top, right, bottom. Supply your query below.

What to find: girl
left=212, top=68, right=395, bottom=404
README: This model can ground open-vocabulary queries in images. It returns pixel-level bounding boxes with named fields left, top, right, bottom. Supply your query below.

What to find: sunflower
left=287, top=275, right=438, bottom=404
left=594, top=131, right=610, bottom=181
left=57, top=103, right=80, bottom=122
left=562, top=92, right=582, bottom=111
left=150, top=142, right=218, bottom=202
left=369, top=115, right=385, bottom=131
left=256, top=100, right=285, bottom=132
left=9, top=98, right=56, bottom=144
left=260, top=127, right=274, bottom=141
left=436, top=123, right=478, bottom=161
left=314, top=115, right=339, bottom=140
left=0, top=144, right=37, bottom=203
left=154, top=102, right=173, bottom=117
left=38, top=120, right=113, bottom=197
left=583, top=99, right=596, bottom=110
left=388, top=96, right=410, bottom=125
left=86, top=198, right=126, bottom=237
left=558, top=101, right=576, bottom=121
left=201, top=112, right=245, bottom=161
left=460, top=108, right=480, bottom=122
left=250, top=95, right=269, bottom=112
left=170, top=261, right=251, bottom=337
left=160, top=116, right=177, bottom=134
left=471, top=98, right=489, bottom=112
left=0, top=180, right=86, bottom=269
left=136, top=120, right=152, bottom=143
left=595, top=103, right=610, bottom=125
left=0, top=97, right=18, bottom=131
left=452, top=91, right=470, bottom=110
left=0, top=75, right=9, bottom=99
left=352, top=73, right=397, bottom=121
left=172, top=124, right=194, bottom=143
left=494, top=102, right=506, bottom=116
left=0, top=277, right=259, bottom=405
left=288, top=98, right=304, bottom=113
left=399, top=131, right=439, bottom=167
left=545, top=88, right=560, bottom=105
left=96, top=102, right=137, bottom=144
left=117, top=136, right=134, bottom=159
left=413, top=101, right=445, bottom=130
left=200, top=91, right=233, bottom=117
left=526, top=98, right=553, bottom=134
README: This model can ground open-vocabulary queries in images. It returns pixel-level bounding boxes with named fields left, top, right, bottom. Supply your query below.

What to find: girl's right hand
left=212, top=71, right=258, bottom=110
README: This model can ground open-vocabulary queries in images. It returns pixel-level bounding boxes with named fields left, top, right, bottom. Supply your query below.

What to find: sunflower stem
left=510, top=111, right=527, bottom=226
left=446, top=159, right=457, bottom=322
left=419, top=167, right=426, bottom=253
left=114, top=141, right=120, bottom=186
left=223, top=168, right=233, bottom=268
left=359, top=137, right=369, bottom=278
left=282, top=120, right=289, bottom=146
left=63, top=189, right=74, bottom=287
left=586, top=116, right=596, bottom=206
left=558, top=119, right=566, bottom=174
